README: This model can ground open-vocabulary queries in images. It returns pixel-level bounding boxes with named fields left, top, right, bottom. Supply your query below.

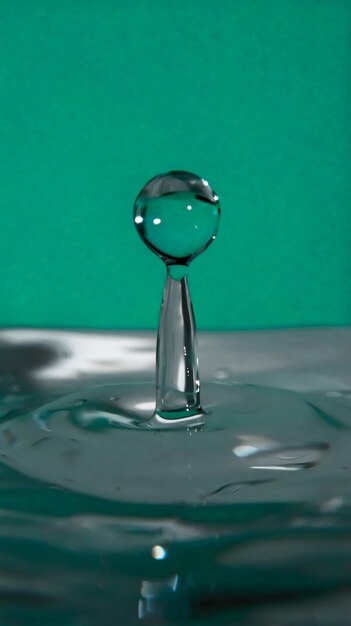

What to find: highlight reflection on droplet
left=134, top=170, right=220, bottom=264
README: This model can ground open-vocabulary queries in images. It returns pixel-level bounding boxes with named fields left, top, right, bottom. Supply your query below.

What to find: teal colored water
left=0, top=329, right=350, bottom=625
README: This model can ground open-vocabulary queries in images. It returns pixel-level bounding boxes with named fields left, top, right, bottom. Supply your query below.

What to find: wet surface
left=0, top=327, right=350, bottom=624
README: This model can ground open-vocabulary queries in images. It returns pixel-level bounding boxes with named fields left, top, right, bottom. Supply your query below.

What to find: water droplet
left=133, top=171, right=220, bottom=423
left=151, top=545, right=167, bottom=560
left=134, top=170, right=220, bottom=266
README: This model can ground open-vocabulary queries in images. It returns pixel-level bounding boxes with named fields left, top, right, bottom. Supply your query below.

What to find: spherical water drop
left=134, top=170, right=220, bottom=265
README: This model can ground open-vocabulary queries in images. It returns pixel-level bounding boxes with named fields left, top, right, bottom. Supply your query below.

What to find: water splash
left=0, top=330, right=348, bottom=624
left=135, top=170, right=220, bottom=422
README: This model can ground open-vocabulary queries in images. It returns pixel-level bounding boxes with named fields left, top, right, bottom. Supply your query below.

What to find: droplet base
left=0, top=379, right=347, bottom=507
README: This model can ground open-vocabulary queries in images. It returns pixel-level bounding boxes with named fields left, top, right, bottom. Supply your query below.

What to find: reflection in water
left=0, top=329, right=349, bottom=624
left=250, top=463, right=312, bottom=471
left=233, top=435, right=328, bottom=471
left=138, top=575, right=180, bottom=620
left=233, top=435, right=278, bottom=457
left=0, top=340, right=65, bottom=382
left=0, top=330, right=155, bottom=384
left=0, top=378, right=333, bottom=504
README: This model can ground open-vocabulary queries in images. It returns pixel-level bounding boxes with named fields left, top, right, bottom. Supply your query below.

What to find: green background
left=0, top=0, right=350, bottom=330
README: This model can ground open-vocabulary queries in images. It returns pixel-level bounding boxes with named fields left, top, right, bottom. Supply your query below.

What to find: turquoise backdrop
left=0, top=0, right=350, bottom=330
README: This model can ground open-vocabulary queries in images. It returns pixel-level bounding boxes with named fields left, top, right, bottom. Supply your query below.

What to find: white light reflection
left=135, top=216, right=143, bottom=224
left=151, top=545, right=167, bottom=560
left=134, top=401, right=155, bottom=412
left=186, top=205, right=192, bottom=211
left=234, top=445, right=257, bottom=458
left=153, top=218, right=161, bottom=225
left=250, top=465, right=301, bottom=471
left=0, top=330, right=155, bottom=380
left=177, top=361, right=185, bottom=391
left=233, top=435, right=277, bottom=458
